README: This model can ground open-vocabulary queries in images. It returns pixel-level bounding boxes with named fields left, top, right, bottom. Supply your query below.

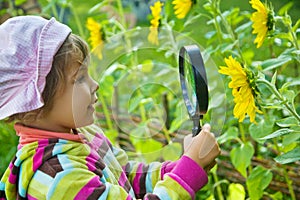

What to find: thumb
left=183, top=134, right=193, bottom=153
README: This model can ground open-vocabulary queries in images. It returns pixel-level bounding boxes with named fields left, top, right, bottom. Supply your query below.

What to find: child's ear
left=69, top=70, right=79, bottom=84
left=71, top=77, right=77, bottom=84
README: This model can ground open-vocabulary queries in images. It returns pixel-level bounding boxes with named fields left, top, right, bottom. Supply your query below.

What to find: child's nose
left=91, top=79, right=99, bottom=93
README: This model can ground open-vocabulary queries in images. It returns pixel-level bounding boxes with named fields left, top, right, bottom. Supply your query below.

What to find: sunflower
left=172, top=0, right=194, bottom=19
left=148, top=1, right=164, bottom=45
left=250, top=0, right=274, bottom=48
left=219, top=56, right=261, bottom=123
left=148, top=27, right=159, bottom=45
left=86, top=17, right=105, bottom=59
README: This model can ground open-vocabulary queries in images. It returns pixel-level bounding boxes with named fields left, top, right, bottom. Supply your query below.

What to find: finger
left=202, top=123, right=211, bottom=132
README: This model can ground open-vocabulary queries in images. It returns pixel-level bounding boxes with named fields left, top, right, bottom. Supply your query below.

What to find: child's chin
left=74, top=116, right=95, bottom=128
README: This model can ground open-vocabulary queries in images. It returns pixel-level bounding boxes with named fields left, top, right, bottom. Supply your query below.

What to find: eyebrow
left=71, top=62, right=88, bottom=79
left=78, top=65, right=87, bottom=72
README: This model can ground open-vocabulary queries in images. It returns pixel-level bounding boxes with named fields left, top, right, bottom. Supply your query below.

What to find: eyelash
left=76, top=75, right=85, bottom=83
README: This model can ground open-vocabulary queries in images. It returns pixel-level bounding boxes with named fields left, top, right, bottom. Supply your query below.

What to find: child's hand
left=183, top=124, right=220, bottom=171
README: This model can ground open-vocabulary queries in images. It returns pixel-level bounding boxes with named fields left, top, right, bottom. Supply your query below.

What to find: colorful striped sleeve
left=122, top=156, right=208, bottom=200
left=110, top=142, right=208, bottom=199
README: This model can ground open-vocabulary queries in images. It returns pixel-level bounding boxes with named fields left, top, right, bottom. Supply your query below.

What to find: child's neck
left=22, top=120, right=73, bottom=134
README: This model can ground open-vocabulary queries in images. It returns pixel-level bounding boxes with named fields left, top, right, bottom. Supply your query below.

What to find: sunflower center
left=245, top=69, right=258, bottom=96
left=266, top=11, right=275, bottom=31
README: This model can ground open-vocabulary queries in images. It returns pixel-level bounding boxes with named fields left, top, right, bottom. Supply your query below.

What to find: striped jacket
left=0, top=124, right=208, bottom=199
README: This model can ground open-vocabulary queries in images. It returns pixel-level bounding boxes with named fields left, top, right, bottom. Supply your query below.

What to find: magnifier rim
left=179, top=45, right=209, bottom=119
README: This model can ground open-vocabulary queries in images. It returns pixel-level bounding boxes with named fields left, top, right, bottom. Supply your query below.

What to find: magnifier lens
left=184, top=54, right=197, bottom=113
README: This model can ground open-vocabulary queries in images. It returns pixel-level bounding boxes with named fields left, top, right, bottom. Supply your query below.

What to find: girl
left=0, top=16, right=220, bottom=200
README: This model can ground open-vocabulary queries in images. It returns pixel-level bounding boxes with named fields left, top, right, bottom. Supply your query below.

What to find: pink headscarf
left=0, top=16, right=71, bottom=120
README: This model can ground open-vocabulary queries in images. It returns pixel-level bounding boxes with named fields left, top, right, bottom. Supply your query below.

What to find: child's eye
left=76, top=75, right=85, bottom=83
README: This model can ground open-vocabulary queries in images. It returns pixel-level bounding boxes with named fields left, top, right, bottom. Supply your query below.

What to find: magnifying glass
left=179, top=45, right=209, bottom=137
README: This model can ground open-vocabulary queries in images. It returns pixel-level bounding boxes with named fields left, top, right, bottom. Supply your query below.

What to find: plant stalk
left=257, top=79, right=300, bottom=122
left=98, top=93, right=114, bottom=130
left=283, top=166, right=296, bottom=200
left=69, top=4, right=85, bottom=38
left=212, top=168, right=224, bottom=200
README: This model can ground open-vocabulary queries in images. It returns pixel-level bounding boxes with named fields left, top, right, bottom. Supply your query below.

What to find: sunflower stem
left=238, top=123, right=246, bottom=143
left=257, top=78, right=300, bottom=122
left=275, top=15, right=300, bottom=50
left=283, top=165, right=296, bottom=200
left=116, top=0, right=126, bottom=29
left=287, top=22, right=300, bottom=50
left=69, top=4, right=85, bottom=38
left=213, top=0, right=245, bottom=63
left=112, top=3, right=136, bottom=67
left=154, top=104, right=171, bottom=143
left=50, top=0, right=59, bottom=20
left=212, top=166, right=224, bottom=200
left=98, top=92, right=114, bottom=130
left=164, top=20, right=179, bottom=61
left=213, top=16, right=223, bottom=44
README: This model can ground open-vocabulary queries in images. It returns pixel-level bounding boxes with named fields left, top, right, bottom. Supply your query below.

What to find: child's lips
left=88, top=104, right=95, bottom=112
left=88, top=98, right=98, bottom=112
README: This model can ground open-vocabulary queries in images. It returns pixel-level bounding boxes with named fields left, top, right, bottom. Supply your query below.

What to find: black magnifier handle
left=192, top=118, right=201, bottom=137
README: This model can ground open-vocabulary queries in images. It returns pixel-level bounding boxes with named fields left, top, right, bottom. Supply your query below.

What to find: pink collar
left=15, top=123, right=83, bottom=145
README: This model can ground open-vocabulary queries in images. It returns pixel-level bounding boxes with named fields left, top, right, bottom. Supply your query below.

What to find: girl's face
left=43, top=62, right=99, bottom=132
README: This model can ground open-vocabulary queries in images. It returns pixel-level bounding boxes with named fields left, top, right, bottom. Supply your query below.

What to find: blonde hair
left=7, top=33, right=89, bottom=123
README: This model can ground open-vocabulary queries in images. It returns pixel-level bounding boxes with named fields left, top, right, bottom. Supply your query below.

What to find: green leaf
left=184, top=14, right=203, bottom=27
left=289, top=78, right=300, bottom=87
left=128, top=95, right=144, bottom=113
left=246, top=166, right=273, bottom=200
left=169, top=102, right=188, bottom=133
left=275, top=147, right=300, bottom=164
left=282, top=132, right=300, bottom=146
left=220, top=41, right=238, bottom=54
left=217, top=126, right=239, bottom=144
left=99, top=75, right=114, bottom=97
left=276, top=116, right=299, bottom=127
left=292, top=19, right=300, bottom=32
left=249, top=118, right=274, bottom=143
left=104, top=129, right=118, bottom=144
left=261, top=103, right=283, bottom=110
left=259, top=128, right=295, bottom=140
left=140, top=60, right=153, bottom=73
left=130, top=122, right=151, bottom=141
left=279, top=82, right=297, bottom=102
left=15, top=0, right=27, bottom=6
left=162, top=142, right=182, bottom=161
left=169, top=117, right=187, bottom=133
left=88, top=1, right=108, bottom=14
left=230, top=142, right=254, bottom=178
left=278, top=2, right=294, bottom=16
left=269, top=191, right=283, bottom=200
left=135, top=139, right=162, bottom=154
left=274, top=33, right=293, bottom=41
left=261, top=48, right=295, bottom=71
left=279, top=88, right=296, bottom=103
left=227, top=183, right=245, bottom=200
left=262, top=55, right=292, bottom=71
left=235, top=21, right=252, bottom=33
left=279, top=81, right=292, bottom=91
left=271, top=71, right=277, bottom=85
